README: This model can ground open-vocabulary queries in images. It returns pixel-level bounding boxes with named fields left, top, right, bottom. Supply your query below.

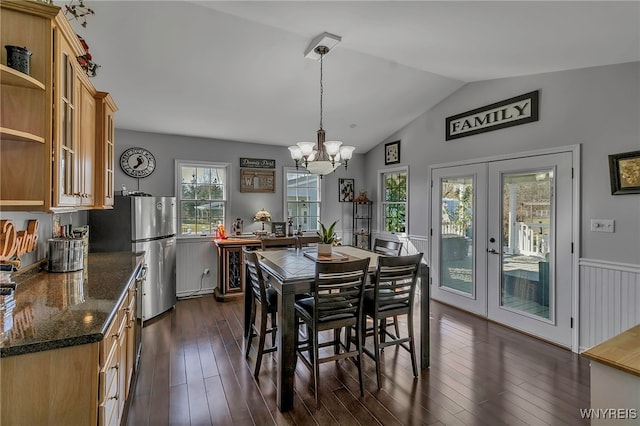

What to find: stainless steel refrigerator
left=89, top=195, right=177, bottom=321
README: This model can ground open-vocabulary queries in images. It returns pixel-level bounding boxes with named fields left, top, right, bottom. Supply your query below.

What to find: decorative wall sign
left=240, top=158, right=276, bottom=169
left=271, top=222, right=286, bottom=237
left=445, top=90, right=539, bottom=141
left=120, top=147, right=156, bottom=178
left=609, top=150, right=640, bottom=195
left=385, top=140, right=400, bottom=165
left=240, top=169, right=275, bottom=193
left=339, top=178, right=354, bottom=202
left=0, top=219, right=39, bottom=268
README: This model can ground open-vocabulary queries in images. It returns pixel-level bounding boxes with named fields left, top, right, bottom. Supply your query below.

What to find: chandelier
left=288, top=38, right=355, bottom=178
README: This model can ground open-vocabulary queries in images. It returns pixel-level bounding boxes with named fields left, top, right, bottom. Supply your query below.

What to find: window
left=285, top=168, right=321, bottom=232
left=176, top=161, right=229, bottom=236
left=381, top=168, right=408, bottom=233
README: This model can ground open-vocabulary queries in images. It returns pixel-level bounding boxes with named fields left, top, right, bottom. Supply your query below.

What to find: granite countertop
left=582, top=325, right=640, bottom=377
left=0, top=252, right=143, bottom=358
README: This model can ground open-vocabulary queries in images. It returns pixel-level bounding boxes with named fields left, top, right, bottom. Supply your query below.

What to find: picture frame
left=271, top=222, right=286, bottom=237
left=385, top=140, right=400, bottom=165
left=240, top=169, right=275, bottom=193
left=609, top=150, right=640, bottom=195
left=339, top=178, right=355, bottom=202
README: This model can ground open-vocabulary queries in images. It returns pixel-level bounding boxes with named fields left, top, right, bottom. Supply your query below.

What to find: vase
left=317, top=243, right=332, bottom=256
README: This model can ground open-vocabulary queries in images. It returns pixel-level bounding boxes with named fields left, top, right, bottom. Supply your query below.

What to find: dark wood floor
left=126, top=295, right=590, bottom=426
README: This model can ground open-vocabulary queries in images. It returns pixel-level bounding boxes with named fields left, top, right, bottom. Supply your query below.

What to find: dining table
left=245, top=245, right=430, bottom=412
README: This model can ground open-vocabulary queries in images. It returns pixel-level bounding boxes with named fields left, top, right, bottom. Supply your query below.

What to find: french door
left=431, top=151, right=574, bottom=347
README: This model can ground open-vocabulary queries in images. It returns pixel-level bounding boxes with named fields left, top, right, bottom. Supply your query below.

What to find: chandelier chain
left=319, top=51, right=323, bottom=130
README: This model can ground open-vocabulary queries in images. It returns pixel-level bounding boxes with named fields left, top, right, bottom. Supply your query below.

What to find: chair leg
left=245, top=299, right=257, bottom=359
left=313, top=330, right=321, bottom=409
left=373, top=316, right=382, bottom=389
left=407, top=312, right=418, bottom=378
left=392, top=315, right=400, bottom=338
left=270, top=312, right=277, bottom=347
left=356, top=324, right=365, bottom=397
left=254, top=309, right=268, bottom=378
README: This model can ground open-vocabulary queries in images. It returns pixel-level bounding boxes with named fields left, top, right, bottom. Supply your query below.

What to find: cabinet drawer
left=99, top=336, right=118, bottom=403
left=100, top=308, right=120, bottom=363
left=98, top=378, right=119, bottom=426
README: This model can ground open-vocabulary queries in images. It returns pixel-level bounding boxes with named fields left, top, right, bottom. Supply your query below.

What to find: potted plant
left=317, top=220, right=338, bottom=256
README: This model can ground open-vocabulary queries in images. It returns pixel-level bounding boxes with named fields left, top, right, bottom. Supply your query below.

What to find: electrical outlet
left=590, top=219, right=614, bottom=233
left=203, top=268, right=210, bottom=276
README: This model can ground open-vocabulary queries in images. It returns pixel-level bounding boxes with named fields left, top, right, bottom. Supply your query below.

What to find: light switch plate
left=590, top=219, right=614, bottom=233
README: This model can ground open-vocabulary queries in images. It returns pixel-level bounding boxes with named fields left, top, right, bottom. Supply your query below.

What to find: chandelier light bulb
left=324, top=140, right=343, bottom=156
left=296, top=141, right=316, bottom=157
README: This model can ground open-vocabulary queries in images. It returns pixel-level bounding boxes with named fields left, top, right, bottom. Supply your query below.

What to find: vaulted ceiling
left=68, top=1, right=640, bottom=153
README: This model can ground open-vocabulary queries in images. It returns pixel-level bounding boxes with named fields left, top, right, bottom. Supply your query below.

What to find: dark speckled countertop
left=0, top=252, right=143, bottom=357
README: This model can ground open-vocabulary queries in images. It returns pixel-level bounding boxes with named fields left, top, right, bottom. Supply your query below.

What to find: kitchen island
left=1, top=252, right=144, bottom=426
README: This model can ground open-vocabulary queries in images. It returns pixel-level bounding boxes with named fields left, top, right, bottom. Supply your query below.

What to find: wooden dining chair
left=294, top=257, right=370, bottom=409
left=261, top=237, right=297, bottom=250
left=296, top=234, right=321, bottom=249
left=373, top=238, right=404, bottom=335
left=243, top=248, right=278, bottom=378
left=360, top=252, right=423, bottom=388
left=373, top=238, right=403, bottom=256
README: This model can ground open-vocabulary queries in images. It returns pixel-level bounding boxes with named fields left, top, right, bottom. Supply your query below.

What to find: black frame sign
left=445, top=90, right=539, bottom=141
left=240, top=157, right=275, bottom=169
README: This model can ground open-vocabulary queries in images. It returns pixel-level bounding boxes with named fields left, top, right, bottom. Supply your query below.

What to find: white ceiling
left=67, top=1, right=640, bottom=153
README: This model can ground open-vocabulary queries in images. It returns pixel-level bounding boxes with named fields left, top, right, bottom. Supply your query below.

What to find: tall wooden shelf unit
left=353, top=201, right=372, bottom=250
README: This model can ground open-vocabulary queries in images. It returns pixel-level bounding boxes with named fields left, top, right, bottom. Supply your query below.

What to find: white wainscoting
left=580, top=258, right=640, bottom=352
left=369, top=232, right=429, bottom=258
left=176, top=237, right=217, bottom=298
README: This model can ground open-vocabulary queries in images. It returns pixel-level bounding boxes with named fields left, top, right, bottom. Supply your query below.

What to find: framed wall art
left=385, top=140, right=400, bottom=165
left=271, top=222, right=286, bottom=237
left=339, top=178, right=354, bottom=202
left=609, top=150, right=640, bottom=195
left=240, top=169, right=275, bottom=193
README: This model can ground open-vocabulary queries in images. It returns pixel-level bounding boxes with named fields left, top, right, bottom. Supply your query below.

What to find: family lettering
left=0, top=219, right=38, bottom=262
left=445, top=91, right=539, bottom=140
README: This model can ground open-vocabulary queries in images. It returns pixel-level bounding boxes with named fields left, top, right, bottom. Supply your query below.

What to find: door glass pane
left=440, top=177, right=474, bottom=295
left=500, top=170, right=552, bottom=319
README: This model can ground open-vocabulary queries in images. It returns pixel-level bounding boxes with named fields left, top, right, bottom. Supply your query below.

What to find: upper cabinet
left=95, top=92, right=118, bottom=208
left=0, top=0, right=116, bottom=212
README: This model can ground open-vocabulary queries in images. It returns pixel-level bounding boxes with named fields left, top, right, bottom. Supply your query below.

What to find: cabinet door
left=53, top=35, right=81, bottom=207
left=78, top=81, right=95, bottom=206
left=95, top=93, right=117, bottom=208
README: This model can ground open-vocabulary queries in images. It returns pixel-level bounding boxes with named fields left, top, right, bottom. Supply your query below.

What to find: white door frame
left=428, top=144, right=581, bottom=353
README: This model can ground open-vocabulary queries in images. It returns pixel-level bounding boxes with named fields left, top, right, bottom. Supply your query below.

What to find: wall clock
left=385, top=140, right=401, bottom=165
left=120, top=147, right=156, bottom=178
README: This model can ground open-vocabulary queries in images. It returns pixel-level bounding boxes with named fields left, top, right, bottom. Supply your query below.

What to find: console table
left=213, top=237, right=261, bottom=301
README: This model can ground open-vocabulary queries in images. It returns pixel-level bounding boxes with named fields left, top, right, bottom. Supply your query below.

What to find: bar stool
left=373, top=238, right=404, bottom=336
left=261, top=237, right=297, bottom=250
left=244, top=248, right=278, bottom=378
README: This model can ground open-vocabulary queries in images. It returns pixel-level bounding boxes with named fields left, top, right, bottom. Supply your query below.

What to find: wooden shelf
left=0, top=64, right=45, bottom=90
left=0, top=127, right=45, bottom=143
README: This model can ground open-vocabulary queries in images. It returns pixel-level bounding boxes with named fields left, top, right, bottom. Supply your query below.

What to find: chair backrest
left=296, top=235, right=321, bottom=249
left=313, top=258, right=370, bottom=326
left=373, top=253, right=423, bottom=312
left=261, top=237, right=297, bottom=250
left=244, top=248, right=269, bottom=304
left=373, top=238, right=403, bottom=256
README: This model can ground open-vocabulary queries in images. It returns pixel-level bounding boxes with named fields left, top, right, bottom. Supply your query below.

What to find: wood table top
left=581, top=324, right=640, bottom=377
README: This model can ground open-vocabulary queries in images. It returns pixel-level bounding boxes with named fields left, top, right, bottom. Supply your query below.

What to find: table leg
left=277, top=287, right=296, bottom=411
left=420, top=264, right=430, bottom=369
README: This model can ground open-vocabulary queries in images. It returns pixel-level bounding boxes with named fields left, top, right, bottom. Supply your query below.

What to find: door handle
left=487, top=248, right=500, bottom=255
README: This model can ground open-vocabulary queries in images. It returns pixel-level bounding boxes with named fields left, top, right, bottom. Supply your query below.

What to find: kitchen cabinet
left=0, top=1, right=116, bottom=211
left=95, top=92, right=118, bottom=208
left=0, top=2, right=55, bottom=210
left=0, top=255, right=141, bottom=426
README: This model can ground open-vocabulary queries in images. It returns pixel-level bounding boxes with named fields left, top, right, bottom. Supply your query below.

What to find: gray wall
left=363, top=62, right=640, bottom=265
left=115, top=130, right=365, bottom=238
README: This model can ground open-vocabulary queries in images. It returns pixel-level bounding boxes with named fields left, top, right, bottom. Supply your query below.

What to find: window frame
left=378, top=165, right=409, bottom=236
left=175, top=159, right=231, bottom=238
left=283, top=166, right=322, bottom=233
